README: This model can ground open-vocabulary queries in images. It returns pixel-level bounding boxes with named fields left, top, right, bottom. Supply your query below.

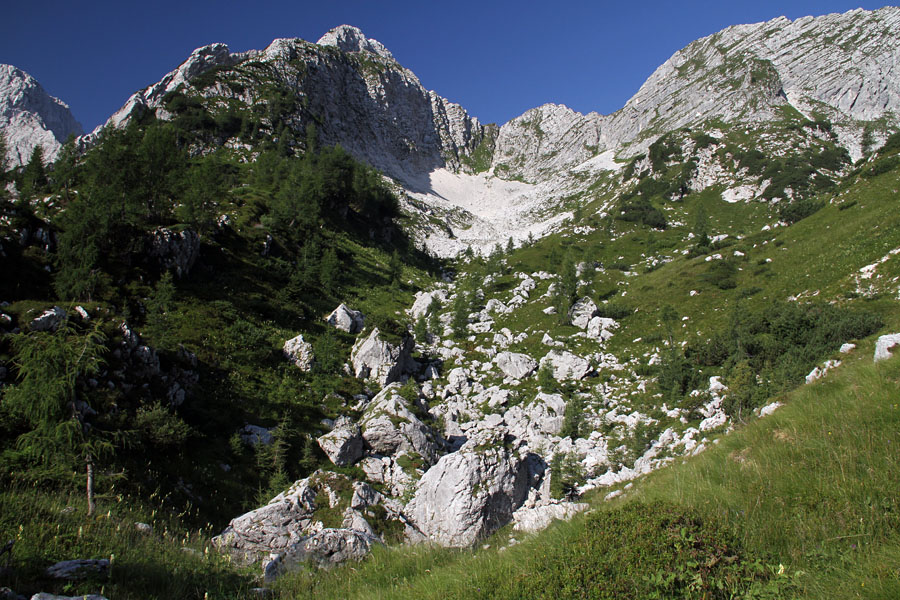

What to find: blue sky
left=2, top=1, right=891, bottom=131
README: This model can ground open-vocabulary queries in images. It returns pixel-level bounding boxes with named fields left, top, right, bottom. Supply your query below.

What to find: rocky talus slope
left=0, top=64, right=83, bottom=167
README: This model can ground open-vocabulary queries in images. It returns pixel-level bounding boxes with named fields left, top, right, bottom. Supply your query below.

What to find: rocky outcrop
left=213, top=470, right=412, bottom=573
left=409, top=290, right=447, bottom=320
left=568, top=297, right=599, bottom=329
left=317, top=25, right=394, bottom=60
left=405, top=426, right=530, bottom=547
left=0, top=64, right=83, bottom=167
left=602, top=7, right=900, bottom=157
left=317, top=416, right=364, bottom=466
left=350, top=329, right=415, bottom=386
left=512, top=502, right=589, bottom=533
left=492, top=104, right=604, bottom=183
left=263, top=529, right=379, bottom=580
left=540, top=350, right=591, bottom=381
left=283, top=334, right=314, bottom=371
left=359, top=383, right=442, bottom=465
left=325, top=304, right=364, bottom=334
left=874, top=334, right=900, bottom=362
left=504, top=393, right=567, bottom=447
left=44, top=559, right=109, bottom=580
left=494, top=351, right=537, bottom=380
left=148, top=228, right=200, bottom=277
left=97, top=44, right=240, bottom=133
left=96, top=27, right=486, bottom=184
left=213, top=476, right=318, bottom=566
left=586, top=316, right=618, bottom=341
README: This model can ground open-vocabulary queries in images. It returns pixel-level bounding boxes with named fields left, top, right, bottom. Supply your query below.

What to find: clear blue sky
left=1, top=1, right=892, bottom=131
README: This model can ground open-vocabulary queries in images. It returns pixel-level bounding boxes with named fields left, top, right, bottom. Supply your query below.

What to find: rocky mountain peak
left=0, top=64, right=83, bottom=167
left=98, top=42, right=238, bottom=133
left=317, top=25, right=395, bottom=61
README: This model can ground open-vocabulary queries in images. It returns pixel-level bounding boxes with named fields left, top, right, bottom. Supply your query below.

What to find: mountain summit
left=0, top=64, right=83, bottom=167
left=316, top=24, right=395, bottom=60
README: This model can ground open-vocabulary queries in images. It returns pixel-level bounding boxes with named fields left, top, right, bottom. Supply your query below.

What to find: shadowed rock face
left=0, top=64, right=83, bottom=167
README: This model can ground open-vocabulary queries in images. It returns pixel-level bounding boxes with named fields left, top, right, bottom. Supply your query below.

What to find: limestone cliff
left=0, top=64, right=83, bottom=167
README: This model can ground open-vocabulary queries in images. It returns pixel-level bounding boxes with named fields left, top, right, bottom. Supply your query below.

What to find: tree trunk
left=86, top=459, right=95, bottom=516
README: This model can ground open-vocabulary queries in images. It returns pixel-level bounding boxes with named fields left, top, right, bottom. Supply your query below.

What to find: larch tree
left=4, top=318, right=109, bottom=515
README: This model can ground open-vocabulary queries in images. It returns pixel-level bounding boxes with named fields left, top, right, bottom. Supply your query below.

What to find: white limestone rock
left=586, top=316, right=618, bottom=341
left=360, top=383, right=441, bottom=465
left=317, top=25, right=394, bottom=60
left=504, top=393, right=567, bottom=448
left=495, top=351, right=537, bottom=380
left=0, top=64, right=83, bottom=167
left=350, top=329, right=414, bottom=386
left=359, top=455, right=416, bottom=498
left=213, top=471, right=366, bottom=566
left=283, top=334, right=314, bottom=371
left=409, top=290, right=446, bottom=319
left=874, top=334, right=900, bottom=362
left=263, top=528, right=380, bottom=580
left=405, top=427, right=530, bottom=547
left=568, top=297, right=599, bottom=329
left=325, top=304, right=365, bottom=334
left=540, top=350, right=591, bottom=381
left=317, top=416, right=364, bottom=467
left=512, top=502, right=588, bottom=532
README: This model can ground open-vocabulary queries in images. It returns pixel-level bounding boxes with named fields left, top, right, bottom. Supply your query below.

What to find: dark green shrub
left=779, top=198, right=824, bottom=224
left=863, top=156, right=900, bottom=178
left=504, top=502, right=785, bottom=599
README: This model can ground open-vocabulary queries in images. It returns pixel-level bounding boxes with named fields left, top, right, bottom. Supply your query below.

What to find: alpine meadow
left=2, top=7, right=900, bottom=599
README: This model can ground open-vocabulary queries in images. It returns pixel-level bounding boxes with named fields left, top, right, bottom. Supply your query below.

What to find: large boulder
left=212, top=475, right=318, bottom=565
left=45, top=559, right=109, bottom=580
left=283, top=334, right=314, bottom=371
left=360, top=384, right=442, bottom=465
left=568, top=297, right=598, bottom=329
left=540, top=350, right=591, bottom=381
left=874, top=333, right=900, bottom=361
left=405, top=427, right=530, bottom=547
left=263, top=529, right=379, bottom=581
left=317, top=416, right=364, bottom=466
left=495, top=351, right=537, bottom=380
left=148, top=227, right=199, bottom=277
left=350, top=328, right=414, bottom=386
left=325, top=304, right=365, bottom=334
left=586, top=316, right=618, bottom=341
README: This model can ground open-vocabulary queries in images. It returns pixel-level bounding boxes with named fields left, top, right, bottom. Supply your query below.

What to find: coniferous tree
left=51, top=136, right=80, bottom=205
left=5, top=319, right=109, bottom=515
left=19, top=145, right=47, bottom=200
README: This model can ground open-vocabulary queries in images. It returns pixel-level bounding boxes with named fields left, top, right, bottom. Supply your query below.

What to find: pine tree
left=5, top=319, right=109, bottom=515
